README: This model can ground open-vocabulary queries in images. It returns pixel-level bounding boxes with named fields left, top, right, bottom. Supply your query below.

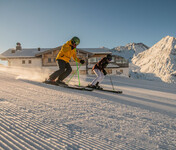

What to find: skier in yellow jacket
left=48, top=37, right=85, bottom=85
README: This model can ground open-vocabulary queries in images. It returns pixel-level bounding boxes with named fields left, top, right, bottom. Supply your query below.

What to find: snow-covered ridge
left=132, top=36, right=176, bottom=83
left=113, top=43, right=149, bottom=53
left=110, top=43, right=149, bottom=61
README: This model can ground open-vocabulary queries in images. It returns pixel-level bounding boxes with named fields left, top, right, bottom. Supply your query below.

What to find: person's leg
left=95, top=71, right=105, bottom=89
left=91, top=69, right=104, bottom=86
left=97, top=71, right=105, bottom=84
left=57, top=62, right=72, bottom=81
left=49, top=60, right=66, bottom=80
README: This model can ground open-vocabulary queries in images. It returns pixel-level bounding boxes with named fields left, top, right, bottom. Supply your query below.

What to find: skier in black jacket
left=88, top=54, right=112, bottom=89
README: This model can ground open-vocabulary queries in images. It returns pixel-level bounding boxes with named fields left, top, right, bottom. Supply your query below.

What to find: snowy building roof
left=0, top=54, right=6, bottom=59
left=0, top=47, right=112, bottom=59
left=35, top=46, right=93, bottom=57
left=79, top=48, right=111, bottom=54
left=0, top=48, right=50, bottom=58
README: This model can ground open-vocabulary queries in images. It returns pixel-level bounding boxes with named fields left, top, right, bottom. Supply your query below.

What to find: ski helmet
left=71, top=36, right=80, bottom=45
left=107, top=54, right=112, bottom=61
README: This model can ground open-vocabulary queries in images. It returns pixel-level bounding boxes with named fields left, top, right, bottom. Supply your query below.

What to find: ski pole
left=66, top=64, right=82, bottom=84
left=74, top=48, right=81, bottom=86
left=109, top=76, right=115, bottom=91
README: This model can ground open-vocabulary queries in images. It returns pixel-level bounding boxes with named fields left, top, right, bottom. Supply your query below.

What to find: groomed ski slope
left=0, top=69, right=176, bottom=150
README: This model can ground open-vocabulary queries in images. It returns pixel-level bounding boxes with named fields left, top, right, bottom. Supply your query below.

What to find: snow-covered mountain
left=110, top=43, right=149, bottom=61
left=132, top=36, right=176, bottom=83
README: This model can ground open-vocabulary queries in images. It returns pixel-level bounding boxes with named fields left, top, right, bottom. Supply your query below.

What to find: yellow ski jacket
left=56, top=40, right=80, bottom=63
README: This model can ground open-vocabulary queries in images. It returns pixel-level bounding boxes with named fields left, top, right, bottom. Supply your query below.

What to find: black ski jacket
left=92, top=57, right=109, bottom=71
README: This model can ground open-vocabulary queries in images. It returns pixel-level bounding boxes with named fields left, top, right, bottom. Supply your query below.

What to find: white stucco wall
left=7, top=58, right=129, bottom=77
left=8, top=58, right=42, bottom=68
left=111, top=68, right=129, bottom=77
left=88, top=67, right=129, bottom=77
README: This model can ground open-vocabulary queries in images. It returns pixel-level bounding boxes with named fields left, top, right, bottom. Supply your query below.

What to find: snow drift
left=132, top=36, right=176, bottom=83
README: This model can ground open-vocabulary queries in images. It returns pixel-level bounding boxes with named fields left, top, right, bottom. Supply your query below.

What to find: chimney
left=16, top=42, right=22, bottom=50
left=38, top=47, right=41, bottom=51
left=11, top=49, right=16, bottom=53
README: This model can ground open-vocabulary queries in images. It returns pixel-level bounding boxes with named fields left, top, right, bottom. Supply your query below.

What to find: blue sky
left=0, top=0, right=176, bottom=55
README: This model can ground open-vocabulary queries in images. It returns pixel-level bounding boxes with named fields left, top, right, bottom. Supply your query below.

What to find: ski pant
left=91, top=69, right=105, bottom=85
left=49, top=59, right=72, bottom=81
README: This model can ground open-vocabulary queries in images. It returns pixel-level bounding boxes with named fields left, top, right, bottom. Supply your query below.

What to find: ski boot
left=95, top=82, right=103, bottom=90
left=44, top=78, right=57, bottom=85
left=56, top=80, right=67, bottom=86
left=87, top=84, right=96, bottom=89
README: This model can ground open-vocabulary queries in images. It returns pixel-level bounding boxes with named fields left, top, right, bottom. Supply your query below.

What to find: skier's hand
left=103, top=70, right=107, bottom=75
left=71, top=45, right=76, bottom=50
left=80, top=60, right=85, bottom=64
left=71, top=43, right=76, bottom=49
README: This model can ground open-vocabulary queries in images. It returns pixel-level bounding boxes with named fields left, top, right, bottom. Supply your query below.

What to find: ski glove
left=70, top=44, right=76, bottom=50
left=80, top=60, right=85, bottom=64
left=103, top=70, right=107, bottom=76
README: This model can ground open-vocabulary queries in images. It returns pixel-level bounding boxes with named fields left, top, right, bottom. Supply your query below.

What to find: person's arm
left=72, top=49, right=81, bottom=63
left=102, top=69, right=107, bottom=75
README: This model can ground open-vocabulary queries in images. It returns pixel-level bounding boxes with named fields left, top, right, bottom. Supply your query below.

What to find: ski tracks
left=0, top=74, right=176, bottom=149
left=0, top=79, right=121, bottom=149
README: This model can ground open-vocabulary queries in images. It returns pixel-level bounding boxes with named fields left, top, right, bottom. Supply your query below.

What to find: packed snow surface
left=0, top=67, right=176, bottom=150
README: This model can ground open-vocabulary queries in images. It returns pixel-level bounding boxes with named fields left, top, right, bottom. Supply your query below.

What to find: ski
left=94, top=88, right=123, bottom=94
left=43, top=81, right=122, bottom=93
left=73, top=85, right=95, bottom=91
left=59, top=84, right=93, bottom=91
left=43, top=81, right=93, bottom=91
left=43, top=80, right=58, bottom=85
left=74, top=85, right=122, bottom=94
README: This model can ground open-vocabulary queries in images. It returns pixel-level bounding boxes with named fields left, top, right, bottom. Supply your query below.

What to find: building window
left=22, top=60, right=25, bottom=64
left=96, top=57, right=102, bottom=62
left=116, top=70, right=122, bottom=75
left=107, top=69, right=112, bottom=74
left=28, top=60, right=32, bottom=64
left=80, top=70, right=86, bottom=74
left=116, top=59, right=124, bottom=64
left=111, top=57, right=115, bottom=62
left=48, top=58, right=51, bottom=63
left=88, top=57, right=96, bottom=63
left=53, top=58, right=56, bottom=62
